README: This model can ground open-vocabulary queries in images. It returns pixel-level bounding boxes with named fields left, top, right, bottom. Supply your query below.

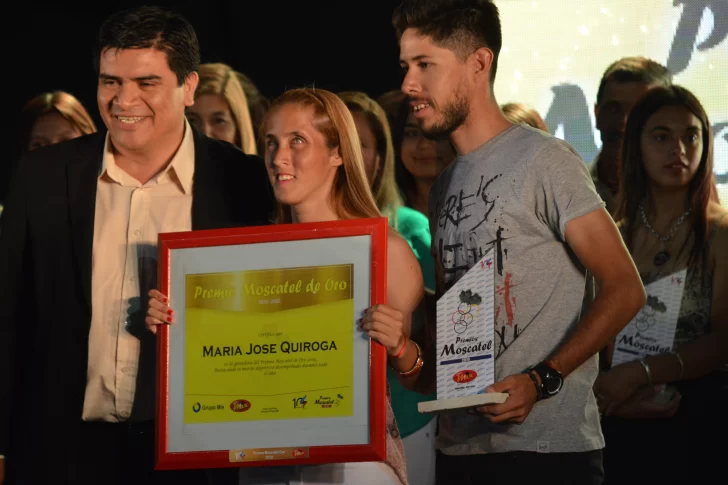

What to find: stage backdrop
left=494, top=0, right=727, bottom=200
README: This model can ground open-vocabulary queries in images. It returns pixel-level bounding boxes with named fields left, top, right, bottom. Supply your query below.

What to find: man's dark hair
left=392, top=0, right=502, bottom=83
left=94, top=6, right=200, bottom=86
left=596, top=57, right=672, bottom=106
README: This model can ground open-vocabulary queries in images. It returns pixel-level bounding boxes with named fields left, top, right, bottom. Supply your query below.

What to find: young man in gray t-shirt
left=392, top=1, right=646, bottom=482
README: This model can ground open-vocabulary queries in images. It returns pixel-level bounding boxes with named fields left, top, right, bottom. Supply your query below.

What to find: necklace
left=639, top=200, right=691, bottom=267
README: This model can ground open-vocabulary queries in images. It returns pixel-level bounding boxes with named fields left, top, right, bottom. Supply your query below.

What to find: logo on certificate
left=191, top=402, right=224, bottom=413
left=292, top=395, right=307, bottom=409
left=315, top=395, right=342, bottom=408
left=230, top=399, right=251, bottom=412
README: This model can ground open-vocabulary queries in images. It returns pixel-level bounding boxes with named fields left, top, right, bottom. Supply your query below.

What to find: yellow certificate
left=183, top=264, right=354, bottom=424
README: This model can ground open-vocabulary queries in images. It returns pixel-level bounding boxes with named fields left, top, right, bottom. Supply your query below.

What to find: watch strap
left=530, top=361, right=563, bottom=400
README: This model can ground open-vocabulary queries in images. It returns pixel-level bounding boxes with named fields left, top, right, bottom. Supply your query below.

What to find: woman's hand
left=359, top=304, right=406, bottom=357
left=607, top=385, right=681, bottom=419
left=145, top=289, right=175, bottom=334
left=594, top=360, right=649, bottom=414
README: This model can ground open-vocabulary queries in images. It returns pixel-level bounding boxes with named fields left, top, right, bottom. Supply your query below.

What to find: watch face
left=532, top=363, right=563, bottom=398
left=546, top=375, right=562, bottom=394
left=545, top=371, right=563, bottom=394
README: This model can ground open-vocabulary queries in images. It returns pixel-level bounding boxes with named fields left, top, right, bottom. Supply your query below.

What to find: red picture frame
left=155, top=217, right=389, bottom=470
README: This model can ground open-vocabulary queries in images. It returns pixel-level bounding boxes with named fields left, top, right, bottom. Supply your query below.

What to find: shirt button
left=389, top=425, right=400, bottom=438
left=134, top=230, right=141, bottom=236
left=119, top=410, right=130, bottom=419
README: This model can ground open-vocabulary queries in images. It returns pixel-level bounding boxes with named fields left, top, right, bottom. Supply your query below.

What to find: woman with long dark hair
left=595, top=85, right=727, bottom=483
left=390, top=96, right=455, bottom=220
left=339, top=91, right=438, bottom=485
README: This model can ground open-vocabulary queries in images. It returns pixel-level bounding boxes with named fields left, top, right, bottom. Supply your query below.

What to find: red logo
left=453, top=370, right=477, bottom=384
left=292, top=449, right=306, bottom=457
left=230, top=400, right=251, bottom=412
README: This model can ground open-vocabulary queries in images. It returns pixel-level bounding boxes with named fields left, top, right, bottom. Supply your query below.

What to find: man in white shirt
left=0, top=6, right=273, bottom=485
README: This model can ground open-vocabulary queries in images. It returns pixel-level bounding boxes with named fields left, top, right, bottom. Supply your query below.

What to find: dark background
left=4, top=0, right=407, bottom=200
left=10, top=0, right=405, bottom=132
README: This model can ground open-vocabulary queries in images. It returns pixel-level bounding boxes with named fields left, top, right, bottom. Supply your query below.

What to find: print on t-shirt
left=433, top=171, right=525, bottom=358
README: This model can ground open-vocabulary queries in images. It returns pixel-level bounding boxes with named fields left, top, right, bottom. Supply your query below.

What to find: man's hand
left=475, top=373, right=539, bottom=424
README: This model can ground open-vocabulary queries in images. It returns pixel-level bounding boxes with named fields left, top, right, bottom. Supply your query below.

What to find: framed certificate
left=155, top=218, right=389, bottom=470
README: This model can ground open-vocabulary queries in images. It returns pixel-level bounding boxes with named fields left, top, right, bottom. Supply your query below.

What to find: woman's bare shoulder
left=386, top=227, right=424, bottom=311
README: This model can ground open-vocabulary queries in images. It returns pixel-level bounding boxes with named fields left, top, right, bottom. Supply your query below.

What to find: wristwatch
left=529, top=361, right=563, bottom=400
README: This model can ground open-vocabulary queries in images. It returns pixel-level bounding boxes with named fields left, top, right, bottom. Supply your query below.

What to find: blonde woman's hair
left=262, top=88, right=381, bottom=224
left=234, top=71, right=270, bottom=136
left=501, top=102, right=548, bottom=131
left=338, top=91, right=403, bottom=225
left=19, top=91, right=97, bottom=154
left=195, top=63, right=257, bottom=154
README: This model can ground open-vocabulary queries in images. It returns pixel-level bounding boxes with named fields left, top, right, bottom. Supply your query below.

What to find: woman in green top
left=340, top=91, right=441, bottom=485
left=339, top=92, right=435, bottom=485
left=387, top=91, right=456, bottom=482
left=339, top=92, right=436, bottom=287
left=382, top=91, right=457, bottom=291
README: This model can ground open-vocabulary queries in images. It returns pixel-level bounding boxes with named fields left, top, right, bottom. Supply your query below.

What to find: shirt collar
left=99, top=118, right=195, bottom=194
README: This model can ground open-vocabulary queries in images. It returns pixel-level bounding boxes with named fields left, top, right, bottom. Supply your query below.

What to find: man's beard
left=420, top=87, right=469, bottom=139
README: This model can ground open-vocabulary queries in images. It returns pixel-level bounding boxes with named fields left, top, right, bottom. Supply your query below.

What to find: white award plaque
left=612, top=269, right=687, bottom=367
left=418, top=250, right=508, bottom=413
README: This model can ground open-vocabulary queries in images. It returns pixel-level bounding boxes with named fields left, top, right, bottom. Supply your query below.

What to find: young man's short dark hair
left=94, top=5, right=200, bottom=86
left=393, top=0, right=502, bottom=83
left=596, top=57, right=672, bottom=106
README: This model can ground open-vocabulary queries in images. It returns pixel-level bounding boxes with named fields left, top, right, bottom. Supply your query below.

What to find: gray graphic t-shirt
left=430, top=125, right=605, bottom=454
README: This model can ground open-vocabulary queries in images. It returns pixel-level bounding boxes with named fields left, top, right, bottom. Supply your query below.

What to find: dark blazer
left=0, top=129, right=275, bottom=476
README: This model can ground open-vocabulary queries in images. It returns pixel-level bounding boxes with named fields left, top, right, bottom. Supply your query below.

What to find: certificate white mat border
left=166, top=235, right=372, bottom=452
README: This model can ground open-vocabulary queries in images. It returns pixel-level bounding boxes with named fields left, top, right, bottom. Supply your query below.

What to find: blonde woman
left=337, top=92, right=404, bottom=221
left=235, top=70, right=270, bottom=137
left=501, top=102, right=548, bottom=131
left=147, top=88, right=425, bottom=485
left=4, top=91, right=97, bottom=217
left=186, top=63, right=257, bottom=154
left=19, top=91, right=97, bottom=154
left=339, top=91, right=438, bottom=485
